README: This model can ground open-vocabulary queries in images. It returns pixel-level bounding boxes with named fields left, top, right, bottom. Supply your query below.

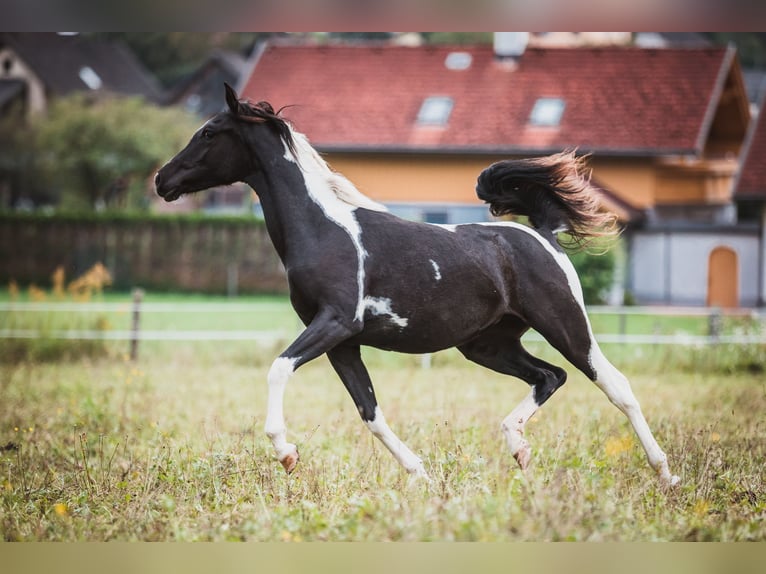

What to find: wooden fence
left=0, top=214, right=287, bottom=294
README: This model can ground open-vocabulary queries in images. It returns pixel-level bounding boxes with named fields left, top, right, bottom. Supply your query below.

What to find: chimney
left=494, top=32, right=529, bottom=64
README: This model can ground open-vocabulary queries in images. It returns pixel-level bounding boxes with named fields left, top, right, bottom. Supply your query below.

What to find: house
left=0, top=32, right=165, bottom=117
left=734, top=95, right=766, bottom=306
left=168, top=49, right=249, bottom=118
left=240, top=37, right=749, bottom=222
left=239, top=36, right=754, bottom=306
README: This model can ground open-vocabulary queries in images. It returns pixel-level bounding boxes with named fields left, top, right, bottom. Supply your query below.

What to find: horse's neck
left=245, top=170, right=329, bottom=263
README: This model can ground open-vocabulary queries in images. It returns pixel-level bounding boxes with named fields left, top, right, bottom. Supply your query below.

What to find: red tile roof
left=734, top=98, right=766, bottom=198
left=241, top=43, right=734, bottom=156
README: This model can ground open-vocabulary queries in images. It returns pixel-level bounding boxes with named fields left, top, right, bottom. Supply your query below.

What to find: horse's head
left=155, top=83, right=259, bottom=202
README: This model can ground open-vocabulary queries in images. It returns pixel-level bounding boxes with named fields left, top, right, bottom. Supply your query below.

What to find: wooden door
left=707, top=246, right=739, bottom=308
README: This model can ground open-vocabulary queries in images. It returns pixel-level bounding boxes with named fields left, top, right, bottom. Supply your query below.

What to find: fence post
left=130, top=288, right=144, bottom=361
left=708, top=307, right=722, bottom=343
left=619, top=308, right=627, bottom=340
left=227, top=262, right=239, bottom=298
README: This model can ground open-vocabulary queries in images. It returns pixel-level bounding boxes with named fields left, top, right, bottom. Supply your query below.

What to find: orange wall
left=326, top=152, right=658, bottom=210
left=588, top=158, right=657, bottom=209
left=326, top=153, right=507, bottom=205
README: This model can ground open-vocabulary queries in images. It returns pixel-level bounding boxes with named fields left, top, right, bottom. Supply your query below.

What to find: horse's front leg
left=264, top=309, right=358, bottom=473
left=327, top=344, right=429, bottom=481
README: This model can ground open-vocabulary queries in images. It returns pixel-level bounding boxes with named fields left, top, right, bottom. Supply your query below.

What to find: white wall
left=629, top=229, right=760, bottom=306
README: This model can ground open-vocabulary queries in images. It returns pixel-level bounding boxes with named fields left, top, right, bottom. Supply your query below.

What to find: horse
left=155, top=83, right=680, bottom=487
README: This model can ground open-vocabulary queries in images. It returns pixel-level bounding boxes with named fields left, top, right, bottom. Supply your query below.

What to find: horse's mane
left=233, top=100, right=387, bottom=213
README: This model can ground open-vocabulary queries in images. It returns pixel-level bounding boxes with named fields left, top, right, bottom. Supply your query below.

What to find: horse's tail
left=475, top=151, right=618, bottom=248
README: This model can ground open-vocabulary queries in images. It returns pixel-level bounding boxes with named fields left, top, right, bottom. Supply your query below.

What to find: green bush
left=569, top=246, right=617, bottom=305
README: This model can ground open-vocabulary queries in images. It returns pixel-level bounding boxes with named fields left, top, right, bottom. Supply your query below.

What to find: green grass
left=1, top=340, right=764, bottom=541
left=1, top=291, right=765, bottom=540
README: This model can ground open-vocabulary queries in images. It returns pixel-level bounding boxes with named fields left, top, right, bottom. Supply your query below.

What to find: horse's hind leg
left=458, top=323, right=567, bottom=469
left=526, top=294, right=680, bottom=485
left=586, top=342, right=680, bottom=485
left=327, top=344, right=429, bottom=480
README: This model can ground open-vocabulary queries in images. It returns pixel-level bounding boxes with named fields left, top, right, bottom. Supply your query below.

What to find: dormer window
left=529, top=97, right=565, bottom=127
left=79, top=66, right=102, bottom=90
left=445, top=52, right=472, bottom=70
left=417, top=96, right=453, bottom=126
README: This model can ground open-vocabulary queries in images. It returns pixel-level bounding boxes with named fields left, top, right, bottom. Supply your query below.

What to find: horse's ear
left=224, top=83, right=239, bottom=114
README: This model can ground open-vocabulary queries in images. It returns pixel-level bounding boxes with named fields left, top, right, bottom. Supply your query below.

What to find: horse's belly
left=351, top=304, right=500, bottom=354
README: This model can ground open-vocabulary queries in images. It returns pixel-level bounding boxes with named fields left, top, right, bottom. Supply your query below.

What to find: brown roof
left=734, top=97, right=766, bottom=199
left=241, top=42, right=736, bottom=156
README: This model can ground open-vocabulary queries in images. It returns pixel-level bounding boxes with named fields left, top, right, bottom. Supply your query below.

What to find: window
left=423, top=211, right=448, bottom=224
left=417, top=96, right=453, bottom=126
left=529, top=98, right=565, bottom=127
left=444, top=52, right=472, bottom=70
left=78, top=66, right=102, bottom=90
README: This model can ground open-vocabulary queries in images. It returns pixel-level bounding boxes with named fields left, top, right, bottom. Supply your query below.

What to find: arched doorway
left=707, top=246, right=739, bottom=308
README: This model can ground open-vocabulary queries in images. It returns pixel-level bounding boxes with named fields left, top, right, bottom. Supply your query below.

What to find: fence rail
left=3, top=298, right=766, bottom=351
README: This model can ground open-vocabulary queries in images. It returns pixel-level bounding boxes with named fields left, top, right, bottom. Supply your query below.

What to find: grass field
left=1, top=300, right=765, bottom=541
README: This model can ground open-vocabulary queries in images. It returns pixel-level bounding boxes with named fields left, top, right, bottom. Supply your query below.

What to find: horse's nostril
left=154, top=171, right=161, bottom=188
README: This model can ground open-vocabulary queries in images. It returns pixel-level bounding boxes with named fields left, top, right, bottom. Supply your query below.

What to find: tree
left=33, top=94, right=199, bottom=211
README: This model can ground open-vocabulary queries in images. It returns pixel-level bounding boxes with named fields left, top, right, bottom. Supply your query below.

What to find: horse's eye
left=202, top=129, right=214, bottom=140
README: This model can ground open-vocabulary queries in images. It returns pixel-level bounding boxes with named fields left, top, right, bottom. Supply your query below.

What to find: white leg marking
left=366, top=407, right=429, bottom=480
left=590, top=344, right=679, bottom=485
left=264, top=356, right=299, bottom=470
left=362, top=296, right=409, bottom=328
left=501, top=391, right=538, bottom=470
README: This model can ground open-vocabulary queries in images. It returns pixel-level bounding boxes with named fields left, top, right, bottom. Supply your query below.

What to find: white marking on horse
left=264, top=356, right=298, bottom=464
left=500, top=391, right=537, bottom=469
left=429, top=259, right=442, bottom=281
left=363, top=296, right=408, bottom=328
left=282, top=129, right=386, bottom=323
left=366, top=406, right=429, bottom=479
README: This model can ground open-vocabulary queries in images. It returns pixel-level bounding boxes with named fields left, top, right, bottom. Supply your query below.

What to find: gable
left=242, top=43, right=740, bottom=157
left=734, top=94, right=766, bottom=199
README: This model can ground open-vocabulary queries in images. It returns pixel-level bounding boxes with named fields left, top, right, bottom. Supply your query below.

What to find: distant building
left=168, top=49, right=249, bottom=118
left=734, top=95, right=766, bottom=306
left=239, top=36, right=757, bottom=306
left=0, top=32, right=165, bottom=117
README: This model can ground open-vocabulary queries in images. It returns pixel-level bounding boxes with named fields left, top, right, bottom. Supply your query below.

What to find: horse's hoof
left=279, top=448, right=299, bottom=474
left=408, top=466, right=432, bottom=484
left=513, top=438, right=532, bottom=470
left=663, top=474, right=681, bottom=488
left=513, top=442, right=532, bottom=470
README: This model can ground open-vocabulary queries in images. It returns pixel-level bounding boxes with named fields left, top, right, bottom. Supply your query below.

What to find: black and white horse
left=155, top=84, right=679, bottom=486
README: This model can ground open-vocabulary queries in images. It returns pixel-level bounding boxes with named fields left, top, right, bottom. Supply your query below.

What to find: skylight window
left=417, top=96, right=453, bottom=126
left=529, top=98, right=565, bottom=127
left=445, top=52, right=472, bottom=70
left=79, top=66, right=102, bottom=90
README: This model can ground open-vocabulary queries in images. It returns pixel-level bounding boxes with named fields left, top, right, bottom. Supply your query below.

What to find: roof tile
left=242, top=43, right=730, bottom=155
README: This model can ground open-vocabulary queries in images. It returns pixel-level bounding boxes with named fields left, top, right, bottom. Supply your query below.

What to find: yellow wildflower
left=605, top=435, right=634, bottom=458
left=693, top=499, right=710, bottom=518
